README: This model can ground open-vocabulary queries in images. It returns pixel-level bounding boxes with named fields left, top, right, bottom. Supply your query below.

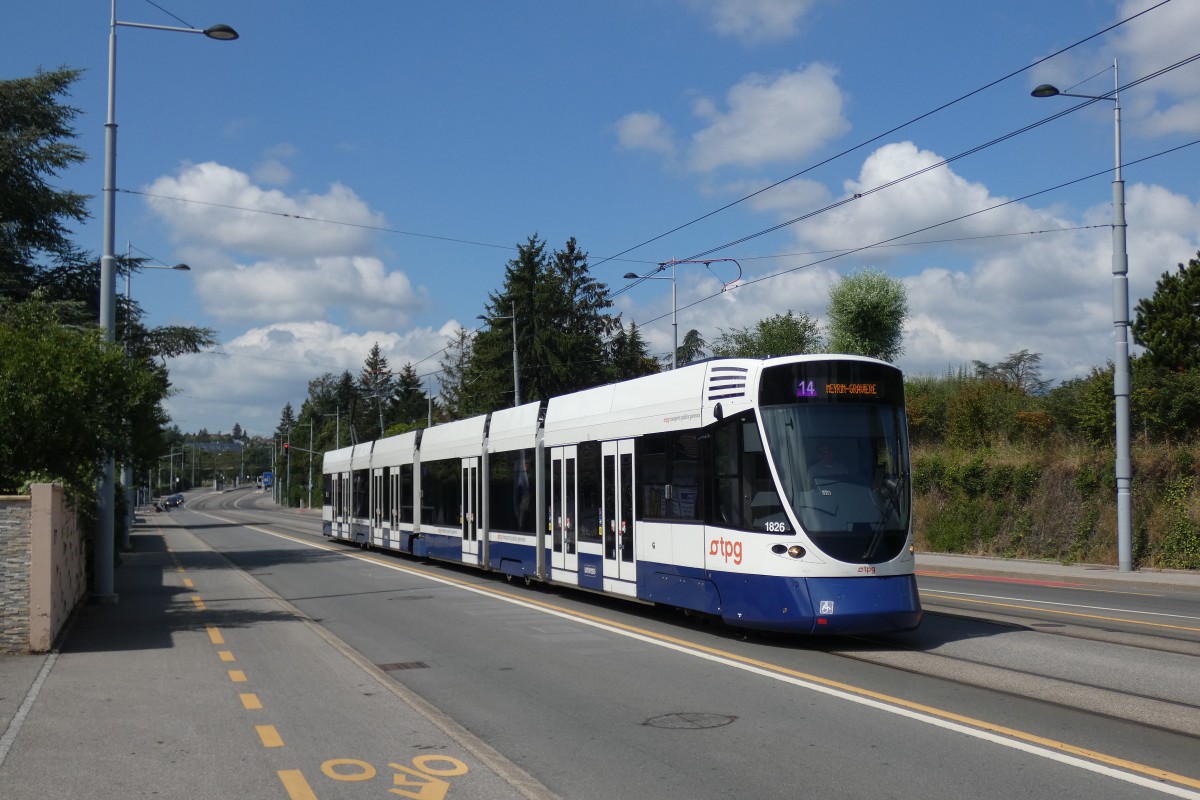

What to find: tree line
left=270, top=235, right=909, bottom=505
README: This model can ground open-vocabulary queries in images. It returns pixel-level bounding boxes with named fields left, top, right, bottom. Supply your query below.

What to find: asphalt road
left=183, top=488, right=1200, bottom=800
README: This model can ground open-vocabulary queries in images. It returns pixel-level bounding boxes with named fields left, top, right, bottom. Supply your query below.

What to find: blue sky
left=6, top=1, right=1200, bottom=437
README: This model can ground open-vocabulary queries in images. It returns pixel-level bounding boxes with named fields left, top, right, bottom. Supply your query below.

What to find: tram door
left=461, top=457, right=481, bottom=565
left=601, top=439, right=636, bottom=585
left=550, top=446, right=579, bottom=574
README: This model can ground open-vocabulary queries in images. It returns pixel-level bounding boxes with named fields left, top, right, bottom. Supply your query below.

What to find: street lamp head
left=1031, top=84, right=1061, bottom=98
left=623, top=273, right=639, bottom=279
left=173, top=263, right=191, bottom=271
left=204, top=24, right=239, bottom=40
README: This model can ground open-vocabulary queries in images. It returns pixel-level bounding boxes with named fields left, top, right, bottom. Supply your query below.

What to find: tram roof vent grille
left=707, top=366, right=748, bottom=401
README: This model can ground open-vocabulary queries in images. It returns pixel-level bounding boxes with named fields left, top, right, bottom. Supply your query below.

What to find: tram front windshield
left=758, top=361, right=910, bottom=564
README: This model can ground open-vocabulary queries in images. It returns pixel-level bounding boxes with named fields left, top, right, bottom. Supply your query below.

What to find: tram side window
left=322, top=474, right=331, bottom=507
left=636, top=431, right=702, bottom=522
left=487, top=448, right=536, bottom=534
left=352, top=469, right=369, bottom=519
left=381, top=466, right=392, bottom=522
left=577, top=441, right=602, bottom=543
left=422, top=458, right=462, bottom=527
left=399, top=464, right=414, bottom=524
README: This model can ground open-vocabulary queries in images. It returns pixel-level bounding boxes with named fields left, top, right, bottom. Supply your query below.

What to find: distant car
left=168, top=493, right=185, bottom=507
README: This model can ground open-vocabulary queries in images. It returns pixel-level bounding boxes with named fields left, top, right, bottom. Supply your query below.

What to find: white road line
left=198, top=511, right=1200, bottom=798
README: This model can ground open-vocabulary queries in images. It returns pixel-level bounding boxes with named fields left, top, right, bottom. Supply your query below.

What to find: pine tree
left=390, top=362, right=428, bottom=425
left=438, top=327, right=476, bottom=421
left=358, top=342, right=393, bottom=438
left=609, top=321, right=661, bottom=380
left=1132, top=252, right=1200, bottom=373
left=0, top=68, right=88, bottom=303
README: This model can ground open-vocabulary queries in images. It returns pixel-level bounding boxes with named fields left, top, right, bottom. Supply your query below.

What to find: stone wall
left=0, top=484, right=88, bottom=653
left=0, top=494, right=33, bottom=652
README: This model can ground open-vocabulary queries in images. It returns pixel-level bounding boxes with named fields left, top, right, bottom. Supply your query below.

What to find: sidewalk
left=0, top=514, right=552, bottom=800
left=916, top=551, right=1200, bottom=592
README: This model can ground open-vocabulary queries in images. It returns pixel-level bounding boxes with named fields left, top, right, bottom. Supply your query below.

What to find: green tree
left=1044, top=363, right=1115, bottom=445
left=390, top=362, right=429, bottom=427
left=437, top=327, right=476, bottom=421
left=474, top=235, right=620, bottom=409
left=358, top=342, right=393, bottom=438
left=276, top=403, right=297, bottom=439
left=676, top=328, right=707, bottom=367
left=0, top=295, right=169, bottom=494
left=826, top=268, right=908, bottom=361
left=1132, top=252, right=1200, bottom=373
left=711, top=310, right=823, bottom=358
left=609, top=321, right=661, bottom=379
left=0, top=68, right=89, bottom=302
left=972, top=350, right=1051, bottom=395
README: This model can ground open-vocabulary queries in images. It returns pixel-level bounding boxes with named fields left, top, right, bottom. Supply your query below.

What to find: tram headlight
left=772, top=543, right=807, bottom=559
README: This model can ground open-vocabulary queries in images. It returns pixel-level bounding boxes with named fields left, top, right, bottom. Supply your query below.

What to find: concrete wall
left=0, top=484, right=88, bottom=653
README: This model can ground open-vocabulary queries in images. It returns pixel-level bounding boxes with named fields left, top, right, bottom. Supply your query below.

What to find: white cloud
left=193, top=255, right=421, bottom=329
left=253, top=158, right=293, bottom=187
left=1114, top=0, right=1200, bottom=136
left=687, top=0, right=819, bottom=45
left=145, top=162, right=385, bottom=259
left=667, top=141, right=1200, bottom=387
left=614, top=111, right=677, bottom=156
left=785, top=142, right=1052, bottom=254
left=688, top=65, right=849, bottom=172
left=144, top=162, right=423, bottom=329
left=163, top=320, right=463, bottom=438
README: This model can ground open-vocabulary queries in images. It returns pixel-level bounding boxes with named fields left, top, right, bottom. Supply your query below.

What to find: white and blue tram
left=322, top=355, right=921, bottom=635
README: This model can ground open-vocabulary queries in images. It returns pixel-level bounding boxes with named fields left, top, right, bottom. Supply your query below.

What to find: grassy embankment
left=911, top=439, right=1200, bottom=570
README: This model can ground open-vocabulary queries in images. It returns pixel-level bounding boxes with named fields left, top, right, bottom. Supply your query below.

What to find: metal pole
left=670, top=261, right=678, bottom=370
left=511, top=302, right=521, bottom=406
left=308, top=423, right=314, bottom=511
left=1110, top=59, right=1132, bottom=572
left=1032, top=67, right=1133, bottom=570
left=93, top=0, right=121, bottom=602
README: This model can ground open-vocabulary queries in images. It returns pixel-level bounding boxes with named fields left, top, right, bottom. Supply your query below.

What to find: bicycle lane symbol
left=279, top=754, right=469, bottom=799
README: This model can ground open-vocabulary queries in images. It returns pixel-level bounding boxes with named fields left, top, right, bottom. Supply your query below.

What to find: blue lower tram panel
left=715, top=573, right=921, bottom=634
left=642, top=564, right=920, bottom=635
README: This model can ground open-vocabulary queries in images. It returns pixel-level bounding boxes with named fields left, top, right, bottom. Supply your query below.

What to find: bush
left=952, top=456, right=990, bottom=498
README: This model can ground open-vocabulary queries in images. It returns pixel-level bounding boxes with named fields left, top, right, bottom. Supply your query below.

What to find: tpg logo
left=709, top=536, right=743, bottom=566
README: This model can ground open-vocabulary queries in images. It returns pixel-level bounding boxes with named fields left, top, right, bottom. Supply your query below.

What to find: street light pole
left=625, top=258, right=742, bottom=369
left=121, top=244, right=190, bottom=545
left=1033, top=59, right=1133, bottom=572
left=477, top=303, right=521, bottom=406
left=95, top=0, right=237, bottom=602
left=124, top=242, right=191, bottom=349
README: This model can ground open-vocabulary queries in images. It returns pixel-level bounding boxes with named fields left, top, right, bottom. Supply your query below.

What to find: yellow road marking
left=923, top=591, right=1200, bottom=634
left=240, top=693, right=263, bottom=710
left=277, top=770, right=318, bottom=800
left=183, top=578, right=193, bottom=589
left=228, top=670, right=247, bottom=683
left=206, top=624, right=224, bottom=645
left=218, top=650, right=235, bottom=662
left=256, top=724, right=284, bottom=748
left=191, top=595, right=205, bottom=610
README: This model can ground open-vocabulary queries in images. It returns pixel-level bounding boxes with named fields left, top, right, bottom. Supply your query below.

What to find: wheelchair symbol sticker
left=819, top=601, right=835, bottom=614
